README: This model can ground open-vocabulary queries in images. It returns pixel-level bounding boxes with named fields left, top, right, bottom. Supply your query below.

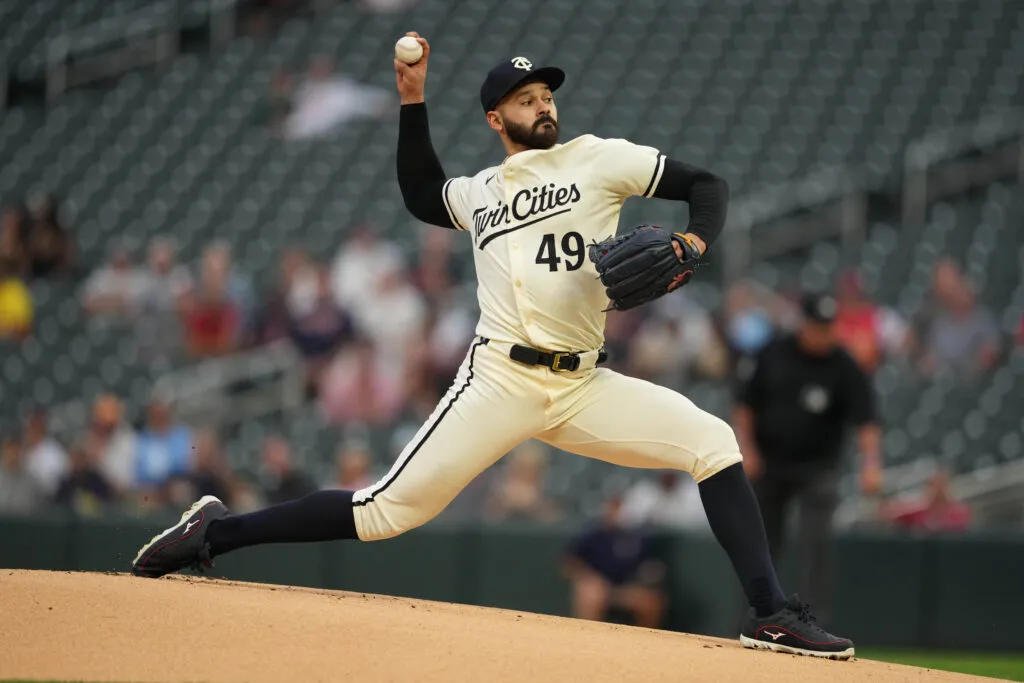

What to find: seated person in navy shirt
left=562, top=494, right=667, bottom=628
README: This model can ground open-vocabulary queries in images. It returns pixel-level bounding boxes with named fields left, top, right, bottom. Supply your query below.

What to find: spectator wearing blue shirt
left=134, top=397, right=192, bottom=492
left=563, top=495, right=667, bottom=629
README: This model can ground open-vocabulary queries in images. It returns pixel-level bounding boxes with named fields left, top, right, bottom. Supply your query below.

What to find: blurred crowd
left=0, top=195, right=76, bottom=340
left=0, top=207, right=993, bottom=531
left=264, top=55, right=394, bottom=141
left=0, top=204, right=983, bottom=633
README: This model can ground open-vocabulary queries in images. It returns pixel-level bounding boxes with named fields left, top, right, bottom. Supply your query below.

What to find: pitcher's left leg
left=538, top=368, right=740, bottom=481
left=540, top=369, right=854, bottom=659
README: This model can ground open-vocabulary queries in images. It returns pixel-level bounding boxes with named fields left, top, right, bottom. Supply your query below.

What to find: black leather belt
left=507, top=343, right=608, bottom=373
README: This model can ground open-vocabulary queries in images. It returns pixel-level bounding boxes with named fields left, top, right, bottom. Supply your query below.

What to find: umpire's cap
left=801, top=293, right=839, bottom=324
left=480, top=56, right=565, bottom=113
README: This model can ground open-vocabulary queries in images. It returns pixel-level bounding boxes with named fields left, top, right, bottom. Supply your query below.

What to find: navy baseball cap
left=802, top=293, right=838, bottom=324
left=480, top=56, right=565, bottom=113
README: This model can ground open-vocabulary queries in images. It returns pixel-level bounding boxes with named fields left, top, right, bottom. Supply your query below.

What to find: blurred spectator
left=320, top=336, right=405, bottom=425
left=484, top=442, right=561, bottom=522
left=618, top=471, right=709, bottom=532
left=165, top=429, right=233, bottom=508
left=0, top=206, right=28, bottom=277
left=880, top=469, right=972, bottom=533
left=227, top=473, right=265, bottom=514
left=88, top=394, right=138, bottom=494
left=916, top=259, right=1000, bottom=377
left=0, top=259, right=33, bottom=340
left=563, top=495, right=667, bottom=628
left=239, top=0, right=305, bottom=39
left=54, top=442, right=116, bottom=516
left=330, top=226, right=404, bottom=320
left=357, top=266, right=427, bottom=370
left=423, top=296, right=476, bottom=397
left=137, top=237, right=192, bottom=360
left=359, top=0, right=419, bottom=13
left=81, top=245, right=147, bottom=319
left=834, top=270, right=908, bottom=374
left=21, top=408, right=68, bottom=498
left=181, top=245, right=242, bottom=358
left=0, top=437, right=44, bottom=515
left=264, top=70, right=295, bottom=136
left=1018, top=314, right=1024, bottom=346
left=256, top=247, right=309, bottom=345
left=134, top=397, right=192, bottom=492
left=282, top=56, right=392, bottom=141
left=327, top=440, right=375, bottom=491
left=285, top=265, right=354, bottom=388
left=602, top=308, right=645, bottom=372
left=207, top=242, right=255, bottom=336
left=25, top=194, right=74, bottom=279
left=721, top=280, right=779, bottom=380
left=139, top=237, right=192, bottom=314
left=628, top=295, right=727, bottom=386
left=190, top=429, right=234, bottom=502
left=412, top=229, right=461, bottom=306
left=261, top=435, right=318, bottom=504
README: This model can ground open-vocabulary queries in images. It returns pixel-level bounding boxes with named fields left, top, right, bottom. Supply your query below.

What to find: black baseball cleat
left=740, top=595, right=855, bottom=660
left=131, top=495, right=229, bottom=578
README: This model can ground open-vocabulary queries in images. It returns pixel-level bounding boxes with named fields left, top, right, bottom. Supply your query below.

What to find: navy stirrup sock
left=698, top=463, right=787, bottom=617
left=206, top=490, right=358, bottom=557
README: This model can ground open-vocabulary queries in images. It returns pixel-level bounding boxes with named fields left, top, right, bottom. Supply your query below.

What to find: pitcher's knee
left=691, top=413, right=743, bottom=483
left=352, top=494, right=441, bottom=541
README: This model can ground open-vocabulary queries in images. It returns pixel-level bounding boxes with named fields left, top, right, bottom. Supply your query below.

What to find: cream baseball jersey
left=440, top=134, right=666, bottom=352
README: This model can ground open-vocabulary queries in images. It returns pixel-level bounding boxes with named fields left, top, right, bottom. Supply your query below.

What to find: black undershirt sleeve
left=396, top=102, right=456, bottom=229
left=650, top=158, right=729, bottom=248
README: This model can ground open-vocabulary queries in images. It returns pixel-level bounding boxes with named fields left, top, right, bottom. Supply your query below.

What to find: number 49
left=535, top=231, right=585, bottom=272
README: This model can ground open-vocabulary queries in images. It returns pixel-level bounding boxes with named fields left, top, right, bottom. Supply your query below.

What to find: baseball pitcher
left=132, top=34, right=854, bottom=659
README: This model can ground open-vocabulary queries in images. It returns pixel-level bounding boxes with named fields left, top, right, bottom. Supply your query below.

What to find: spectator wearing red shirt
left=181, top=248, right=239, bottom=358
left=834, top=270, right=908, bottom=374
left=319, top=336, right=405, bottom=426
left=881, top=469, right=971, bottom=533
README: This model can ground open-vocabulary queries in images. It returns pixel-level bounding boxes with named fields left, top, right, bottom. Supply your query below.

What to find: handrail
left=901, top=109, right=1024, bottom=229
left=725, top=165, right=853, bottom=233
left=721, top=165, right=865, bottom=283
left=47, top=3, right=179, bottom=62
left=45, top=341, right=304, bottom=444
left=836, top=458, right=1024, bottom=529
left=43, top=0, right=242, bottom=103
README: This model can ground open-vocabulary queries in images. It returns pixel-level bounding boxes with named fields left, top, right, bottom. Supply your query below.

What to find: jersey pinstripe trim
left=442, top=178, right=468, bottom=231
left=643, top=153, right=667, bottom=198
left=352, top=338, right=488, bottom=508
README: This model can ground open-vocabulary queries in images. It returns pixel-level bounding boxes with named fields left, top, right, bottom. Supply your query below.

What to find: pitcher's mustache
left=535, top=116, right=558, bottom=129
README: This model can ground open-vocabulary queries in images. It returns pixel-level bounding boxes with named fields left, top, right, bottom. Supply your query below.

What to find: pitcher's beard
left=505, top=117, right=559, bottom=149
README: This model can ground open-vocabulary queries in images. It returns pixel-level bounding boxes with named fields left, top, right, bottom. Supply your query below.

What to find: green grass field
left=5, top=652, right=1024, bottom=683
left=860, top=650, right=1024, bottom=681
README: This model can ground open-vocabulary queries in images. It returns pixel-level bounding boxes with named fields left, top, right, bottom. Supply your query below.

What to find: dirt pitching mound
left=0, top=570, right=1001, bottom=683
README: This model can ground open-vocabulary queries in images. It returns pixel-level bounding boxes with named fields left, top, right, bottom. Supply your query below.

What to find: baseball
left=395, top=36, right=423, bottom=65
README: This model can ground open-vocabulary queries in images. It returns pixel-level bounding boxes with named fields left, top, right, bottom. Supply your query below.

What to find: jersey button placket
left=504, top=178, right=533, bottom=337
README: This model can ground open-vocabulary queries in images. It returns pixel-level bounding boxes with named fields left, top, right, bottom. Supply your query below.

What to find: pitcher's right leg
left=131, top=338, right=544, bottom=576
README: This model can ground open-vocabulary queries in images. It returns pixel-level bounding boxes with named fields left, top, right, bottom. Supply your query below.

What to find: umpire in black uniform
left=733, top=293, right=882, bottom=624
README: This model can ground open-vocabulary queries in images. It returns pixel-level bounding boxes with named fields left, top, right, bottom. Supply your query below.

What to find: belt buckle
left=551, top=352, right=579, bottom=372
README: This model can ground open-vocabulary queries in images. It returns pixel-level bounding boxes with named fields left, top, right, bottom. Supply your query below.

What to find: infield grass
left=859, top=649, right=1024, bottom=681
left=5, top=651, right=1024, bottom=683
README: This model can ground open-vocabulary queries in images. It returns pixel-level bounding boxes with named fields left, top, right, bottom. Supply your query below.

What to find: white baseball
left=395, top=36, right=423, bottom=65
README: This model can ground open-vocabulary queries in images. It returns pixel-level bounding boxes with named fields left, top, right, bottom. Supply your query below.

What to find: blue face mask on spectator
left=729, top=310, right=773, bottom=354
